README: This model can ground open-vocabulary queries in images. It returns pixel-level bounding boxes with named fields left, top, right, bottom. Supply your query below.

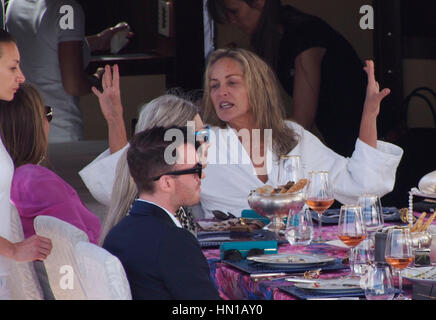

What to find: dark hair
left=207, top=0, right=309, bottom=70
left=0, top=29, right=17, bottom=58
left=127, top=126, right=191, bottom=194
left=0, top=84, right=48, bottom=167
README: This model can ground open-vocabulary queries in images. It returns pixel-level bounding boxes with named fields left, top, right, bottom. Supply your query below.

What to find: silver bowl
left=247, top=190, right=305, bottom=220
left=411, top=231, right=432, bottom=249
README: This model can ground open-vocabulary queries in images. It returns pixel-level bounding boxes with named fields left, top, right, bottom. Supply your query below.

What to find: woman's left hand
left=362, top=60, right=391, bottom=118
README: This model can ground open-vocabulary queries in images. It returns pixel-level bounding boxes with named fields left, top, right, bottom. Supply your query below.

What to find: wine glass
left=337, top=205, right=367, bottom=277
left=384, top=228, right=414, bottom=300
left=358, top=195, right=384, bottom=262
left=363, top=262, right=395, bottom=300
left=305, top=171, right=334, bottom=242
left=278, top=155, right=303, bottom=186
left=285, top=208, right=314, bottom=245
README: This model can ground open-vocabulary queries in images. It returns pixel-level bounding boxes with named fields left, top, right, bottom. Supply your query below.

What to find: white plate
left=294, top=278, right=363, bottom=293
left=247, top=253, right=335, bottom=267
left=403, top=266, right=436, bottom=286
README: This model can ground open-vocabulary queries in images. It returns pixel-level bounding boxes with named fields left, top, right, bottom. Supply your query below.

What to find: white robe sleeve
left=78, top=144, right=129, bottom=207
left=289, top=122, right=403, bottom=205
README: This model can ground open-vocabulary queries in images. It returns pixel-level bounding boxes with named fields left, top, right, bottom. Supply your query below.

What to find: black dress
left=276, top=6, right=367, bottom=157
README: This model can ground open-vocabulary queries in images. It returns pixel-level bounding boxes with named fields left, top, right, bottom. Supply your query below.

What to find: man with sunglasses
left=103, top=126, right=220, bottom=300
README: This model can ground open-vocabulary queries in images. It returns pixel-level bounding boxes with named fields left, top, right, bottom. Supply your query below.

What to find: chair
left=74, top=242, right=132, bottom=300
left=34, top=216, right=88, bottom=300
left=8, top=205, right=44, bottom=300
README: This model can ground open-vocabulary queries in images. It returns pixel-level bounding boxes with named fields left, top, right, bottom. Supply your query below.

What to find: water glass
left=352, top=238, right=372, bottom=275
left=363, top=263, right=395, bottom=300
left=285, top=208, right=314, bottom=245
left=278, top=155, right=303, bottom=186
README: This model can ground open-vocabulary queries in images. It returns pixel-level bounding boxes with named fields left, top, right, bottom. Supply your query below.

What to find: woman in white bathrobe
left=0, top=30, right=52, bottom=298
left=198, top=48, right=403, bottom=218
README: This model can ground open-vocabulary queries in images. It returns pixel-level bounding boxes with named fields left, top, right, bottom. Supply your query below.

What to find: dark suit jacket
left=103, top=200, right=220, bottom=300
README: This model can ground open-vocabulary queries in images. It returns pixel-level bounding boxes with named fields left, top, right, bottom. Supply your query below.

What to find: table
left=203, top=223, right=423, bottom=300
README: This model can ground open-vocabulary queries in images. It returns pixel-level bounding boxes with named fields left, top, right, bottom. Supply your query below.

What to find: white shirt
left=6, top=0, right=90, bottom=142
left=79, top=144, right=128, bottom=207
left=135, top=199, right=182, bottom=228
left=0, top=138, right=14, bottom=298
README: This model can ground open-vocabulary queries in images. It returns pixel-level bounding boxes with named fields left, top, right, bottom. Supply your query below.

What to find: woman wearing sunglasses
left=79, top=65, right=210, bottom=245
left=0, top=83, right=102, bottom=245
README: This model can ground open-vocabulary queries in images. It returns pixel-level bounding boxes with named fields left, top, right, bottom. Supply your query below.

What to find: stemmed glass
left=278, top=155, right=303, bottom=186
left=358, top=195, right=384, bottom=262
left=385, top=228, right=414, bottom=300
left=337, top=205, right=367, bottom=277
left=305, top=171, right=334, bottom=242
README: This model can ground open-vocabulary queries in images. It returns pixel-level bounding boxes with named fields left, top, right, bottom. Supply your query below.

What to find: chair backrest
left=8, top=205, right=44, bottom=300
left=34, top=216, right=88, bottom=300
left=74, top=241, right=132, bottom=300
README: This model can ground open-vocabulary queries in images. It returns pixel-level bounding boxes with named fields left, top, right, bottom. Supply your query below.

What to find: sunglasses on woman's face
left=152, top=162, right=203, bottom=181
left=45, top=106, right=53, bottom=122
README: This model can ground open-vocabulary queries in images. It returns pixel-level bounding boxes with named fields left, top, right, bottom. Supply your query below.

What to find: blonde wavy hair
left=202, top=48, right=298, bottom=156
left=99, top=94, right=199, bottom=245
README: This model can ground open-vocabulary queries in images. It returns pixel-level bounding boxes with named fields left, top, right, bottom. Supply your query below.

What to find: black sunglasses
left=152, top=162, right=203, bottom=181
left=45, top=106, right=53, bottom=122
left=222, top=248, right=265, bottom=262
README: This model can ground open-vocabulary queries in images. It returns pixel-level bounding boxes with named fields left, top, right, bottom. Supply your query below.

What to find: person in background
left=0, top=83, right=102, bottom=244
left=6, top=0, right=132, bottom=142
left=0, top=29, right=52, bottom=299
left=207, top=0, right=368, bottom=157
left=103, top=126, right=220, bottom=300
left=199, top=48, right=403, bottom=217
left=78, top=65, right=208, bottom=244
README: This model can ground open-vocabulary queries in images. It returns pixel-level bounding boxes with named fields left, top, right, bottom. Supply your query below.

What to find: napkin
left=311, top=207, right=401, bottom=224
left=222, top=258, right=347, bottom=274
left=278, top=285, right=365, bottom=300
left=110, top=22, right=130, bottom=54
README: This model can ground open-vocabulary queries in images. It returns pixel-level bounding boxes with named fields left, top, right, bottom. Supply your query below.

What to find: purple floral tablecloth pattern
left=203, top=222, right=419, bottom=300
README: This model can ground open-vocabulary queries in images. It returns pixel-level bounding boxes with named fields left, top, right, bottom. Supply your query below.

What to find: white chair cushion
left=8, top=205, right=44, bottom=300
left=34, top=216, right=88, bottom=300
left=75, top=241, right=131, bottom=300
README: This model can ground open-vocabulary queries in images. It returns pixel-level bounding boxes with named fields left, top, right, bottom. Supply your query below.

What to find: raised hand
left=92, top=64, right=124, bottom=123
left=91, top=64, right=127, bottom=153
left=12, top=235, right=52, bottom=262
left=359, top=60, right=391, bottom=148
left=362, top=60, right=391, bottom=118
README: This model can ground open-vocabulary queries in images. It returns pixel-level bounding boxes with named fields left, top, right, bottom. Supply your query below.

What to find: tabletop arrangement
left=198, top=167, right=436, bottom=300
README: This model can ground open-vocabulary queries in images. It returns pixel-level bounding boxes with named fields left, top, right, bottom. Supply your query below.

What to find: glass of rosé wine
left=305, top=171, right=334, bottom=242
left=337, top=205, right=367, bottom=277
left=384, top=228, right=414, bottom=299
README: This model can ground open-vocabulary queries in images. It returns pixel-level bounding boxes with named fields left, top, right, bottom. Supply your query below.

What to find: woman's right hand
left=12, top=235, right=52, bottom=262
left=92, top=64, right=128, bottom=153
left=92, top=64, right=124, bottom=123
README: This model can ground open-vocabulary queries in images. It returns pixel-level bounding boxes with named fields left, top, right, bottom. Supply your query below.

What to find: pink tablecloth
left=203, top=222, right=418, bottom=300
